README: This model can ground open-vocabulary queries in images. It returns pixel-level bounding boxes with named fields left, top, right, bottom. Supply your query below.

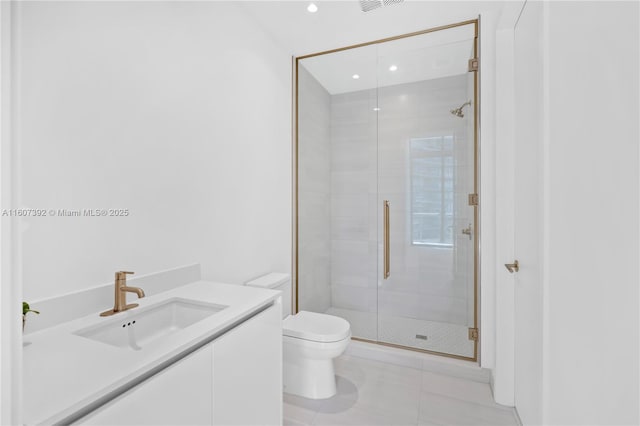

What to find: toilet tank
left=245, top=273, right=291, bottom=318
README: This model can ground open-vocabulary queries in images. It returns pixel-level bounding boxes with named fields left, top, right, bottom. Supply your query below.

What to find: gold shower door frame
left=293, top=19, right=480, bottom=362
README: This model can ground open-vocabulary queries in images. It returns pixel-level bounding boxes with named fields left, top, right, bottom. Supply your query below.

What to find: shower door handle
left=384, top=200, right=390, bottom=279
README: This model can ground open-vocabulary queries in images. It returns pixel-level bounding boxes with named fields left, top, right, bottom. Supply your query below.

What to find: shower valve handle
left=461, top=224, right=472, bottom=240
left=505, top=260, right=519, bottom=273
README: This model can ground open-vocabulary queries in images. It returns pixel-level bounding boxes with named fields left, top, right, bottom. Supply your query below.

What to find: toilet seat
left=283, top=311, right=351, bottom=343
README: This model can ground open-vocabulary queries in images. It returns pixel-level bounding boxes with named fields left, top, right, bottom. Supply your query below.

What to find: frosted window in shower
left=410, top=136, right=454, bottom=246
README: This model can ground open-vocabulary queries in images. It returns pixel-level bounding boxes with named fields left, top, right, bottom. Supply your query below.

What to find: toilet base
left=284, top=357, right=337, bottom=399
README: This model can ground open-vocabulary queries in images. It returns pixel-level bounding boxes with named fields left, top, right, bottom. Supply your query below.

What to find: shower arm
left=450, top=100, right=472, bottom=118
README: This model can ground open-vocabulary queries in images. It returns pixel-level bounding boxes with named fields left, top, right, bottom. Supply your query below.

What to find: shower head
left=359, top=0, right=404, bottom=13
left=450, top=107, right=464, bottom=118
left=450, top=101, right=472, bottom=118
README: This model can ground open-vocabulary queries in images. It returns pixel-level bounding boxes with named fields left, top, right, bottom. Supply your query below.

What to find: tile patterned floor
left=284, top=355, right=519, bottom=426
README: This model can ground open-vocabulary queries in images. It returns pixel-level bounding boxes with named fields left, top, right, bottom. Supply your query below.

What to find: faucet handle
left=115, top=271, right=135, bottom=280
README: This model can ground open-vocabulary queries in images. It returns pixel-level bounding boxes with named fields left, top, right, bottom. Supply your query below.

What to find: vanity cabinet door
left=75, top=344, right=213, bottom=425
left=212, top=304, right=282, bottom=425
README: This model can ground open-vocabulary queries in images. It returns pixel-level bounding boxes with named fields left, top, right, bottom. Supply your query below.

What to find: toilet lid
left=283, top=311, right=351, bottom=343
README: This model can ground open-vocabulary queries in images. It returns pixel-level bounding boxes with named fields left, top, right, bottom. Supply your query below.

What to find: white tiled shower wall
left=299, top=69, right=475, bottom=328
left=329, top=88, right=378, bottom=317
left=330, top=75, right=474, bottom=326
left=297, top=67, right=332, bottom=313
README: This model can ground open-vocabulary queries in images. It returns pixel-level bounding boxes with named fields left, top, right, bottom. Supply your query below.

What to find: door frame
left=292, top=18, right=481, bottom=362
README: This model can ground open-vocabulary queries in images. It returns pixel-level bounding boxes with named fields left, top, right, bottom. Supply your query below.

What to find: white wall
left=1, top=2, right=22, bottom=423
left=543, top=2, right=639, bottom=424
left=15, top=2, right=292, bottom=301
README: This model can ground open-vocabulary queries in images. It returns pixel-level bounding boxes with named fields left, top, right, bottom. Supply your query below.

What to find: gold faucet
left=100, top=271, right=145, bottom=317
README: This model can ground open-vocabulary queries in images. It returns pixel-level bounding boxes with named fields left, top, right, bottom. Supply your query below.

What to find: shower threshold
left=325, top=307, right=474, bottom=359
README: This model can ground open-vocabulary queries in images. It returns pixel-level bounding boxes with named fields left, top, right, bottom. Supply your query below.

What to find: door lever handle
left=505, top=260, right=519, bottom=273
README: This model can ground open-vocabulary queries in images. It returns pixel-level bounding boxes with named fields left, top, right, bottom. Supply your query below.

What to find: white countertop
left=22, top=281, right=281, bottom=425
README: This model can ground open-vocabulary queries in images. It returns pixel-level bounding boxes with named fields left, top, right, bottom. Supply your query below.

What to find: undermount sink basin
left=74, top=298, right=228, bottom=350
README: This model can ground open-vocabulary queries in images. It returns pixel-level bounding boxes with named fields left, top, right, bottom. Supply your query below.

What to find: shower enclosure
left=295, top=21, right=479, bottom=360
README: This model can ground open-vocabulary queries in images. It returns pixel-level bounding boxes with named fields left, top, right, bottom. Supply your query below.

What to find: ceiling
left=299, top=23, right=475, bottom=94
left=238, top=1, right=516, bottom=58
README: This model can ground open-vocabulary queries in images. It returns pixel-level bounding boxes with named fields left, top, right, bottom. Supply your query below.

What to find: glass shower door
left=297, top=45, right=380, bottom=341
left=375, top=26, right=477, bottom=358
left=296, top=21, right=478, bottom=360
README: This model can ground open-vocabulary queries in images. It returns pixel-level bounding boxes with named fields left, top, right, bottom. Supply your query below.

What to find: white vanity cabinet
left=74, top=303, right=281, bottom=426
left=76, top=344, right=213, bottom=425
left=212, top=302, right=282, bottom=424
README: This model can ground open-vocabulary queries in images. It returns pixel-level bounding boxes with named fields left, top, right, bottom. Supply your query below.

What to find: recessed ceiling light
left=352, top=74, right=360, bottom=79
left=307, top=3, right=318, bottom=13
left=389, top=65, right=398, bottom=71
left=373, top=107, right=381, bottom=111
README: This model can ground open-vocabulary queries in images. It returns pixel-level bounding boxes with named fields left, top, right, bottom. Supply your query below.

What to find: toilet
left=245, top=273, right=351, bottom=399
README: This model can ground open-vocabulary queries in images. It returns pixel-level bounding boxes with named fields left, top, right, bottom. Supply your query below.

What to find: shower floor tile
left=325, top=307, right=474, bottom=358
left=283, top=355, right=518, bottom=426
